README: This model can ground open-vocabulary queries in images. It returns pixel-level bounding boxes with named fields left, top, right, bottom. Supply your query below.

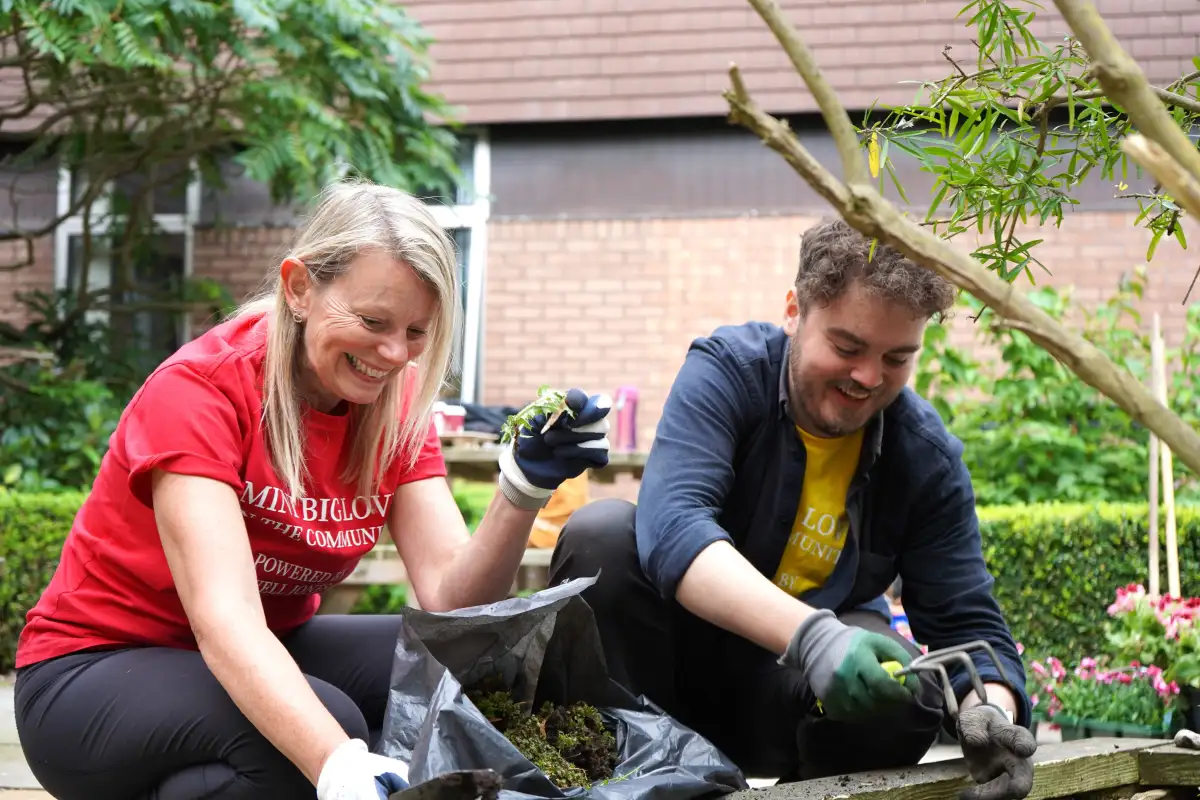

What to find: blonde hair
left=234, top=177, right=461, bottom=500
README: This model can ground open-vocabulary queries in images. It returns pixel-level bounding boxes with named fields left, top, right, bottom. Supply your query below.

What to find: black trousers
left=547, top=498, right=946, bottom=780
left=14, top=614, right=405, bottom=799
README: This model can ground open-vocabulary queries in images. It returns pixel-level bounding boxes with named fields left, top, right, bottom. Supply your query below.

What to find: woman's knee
left=14, top=647, right=370, bottom=800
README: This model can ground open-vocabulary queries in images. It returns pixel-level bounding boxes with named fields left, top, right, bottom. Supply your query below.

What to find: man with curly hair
left=549, top=217, right=1036, bottom=800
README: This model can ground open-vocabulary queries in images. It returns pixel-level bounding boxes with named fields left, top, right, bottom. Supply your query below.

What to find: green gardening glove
left=779, top=609, right=919, bottom=721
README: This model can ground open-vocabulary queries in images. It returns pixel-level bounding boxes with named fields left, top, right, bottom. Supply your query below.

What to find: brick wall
left=0, top=237, right=54, bottom=329
left=6, top=211, right=1195, bottom=470
left=480, top=211, right=1200, bottom=455
left=192, top=226, right=294, bottom=317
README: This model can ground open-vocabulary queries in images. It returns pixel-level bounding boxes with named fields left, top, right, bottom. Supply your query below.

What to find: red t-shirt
left=15, top=311, right=447, bottom=668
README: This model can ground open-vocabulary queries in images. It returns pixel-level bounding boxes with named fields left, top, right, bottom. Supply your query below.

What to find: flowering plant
left=1105, top=583, right=1200, bottom=689
left=1028, top=655, right=1179, bottom=729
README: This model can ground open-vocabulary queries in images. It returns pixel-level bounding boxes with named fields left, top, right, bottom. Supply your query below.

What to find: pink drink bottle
left=613, top=385, right=638, bottom=452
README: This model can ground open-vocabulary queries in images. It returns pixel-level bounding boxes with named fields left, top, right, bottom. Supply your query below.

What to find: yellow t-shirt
left=771, top=425, right=865, bottom=597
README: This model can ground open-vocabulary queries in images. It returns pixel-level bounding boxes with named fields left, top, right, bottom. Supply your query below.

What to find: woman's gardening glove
left=957, top=703, right=1038, bottom=800
left=317, top=738, right=411, bottom=800
left=779, top=609, right=919, bottom=720
left=498, top=388, right=611, bottom=510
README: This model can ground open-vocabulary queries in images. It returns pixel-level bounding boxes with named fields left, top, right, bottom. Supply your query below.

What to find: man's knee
left=550, top=498, right=638, bottom=578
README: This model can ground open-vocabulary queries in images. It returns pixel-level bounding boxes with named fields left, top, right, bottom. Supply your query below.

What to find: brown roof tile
left=403, top=0, right=1200, bottom=123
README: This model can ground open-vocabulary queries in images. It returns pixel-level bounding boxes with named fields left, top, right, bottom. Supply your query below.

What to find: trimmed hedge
left=0, top=490, right=87, bottom=673
left=978, top=503, right=1200, bottom=662
left=3, top=492, right=1197, bottom=674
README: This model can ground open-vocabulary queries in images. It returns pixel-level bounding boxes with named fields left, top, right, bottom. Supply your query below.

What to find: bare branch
left=1053, top=0, right=1200, bottom=183
left=1153, top=86, right=1200, bottom=116
left=1123, top=134, right=1200, bottom=222
left=728, top=1, right=1200, bottom=478
left=742, top=0, right=869, bottom=186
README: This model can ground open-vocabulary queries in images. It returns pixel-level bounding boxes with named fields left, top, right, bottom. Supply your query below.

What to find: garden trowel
left=388, top=769, right=504, bottom=800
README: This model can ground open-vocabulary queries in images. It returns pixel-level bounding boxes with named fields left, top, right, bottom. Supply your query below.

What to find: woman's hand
left=388, top=388, right=611, bottom=611
left=152, top=470, right=352, bottom=785
left=497, top=388, right=612, bottom=510
left=317, top=739, right=410, bottom=800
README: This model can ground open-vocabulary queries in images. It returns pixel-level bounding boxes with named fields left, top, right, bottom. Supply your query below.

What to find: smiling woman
left=10, top=177, right=613, bottom=800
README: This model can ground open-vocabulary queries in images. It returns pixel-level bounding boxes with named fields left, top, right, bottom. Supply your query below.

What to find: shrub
left=979, top=503, right=1200, bottom=663
left=0, top=490, right=86, bottom=672
left=917, top=269, right=1200, bottom=506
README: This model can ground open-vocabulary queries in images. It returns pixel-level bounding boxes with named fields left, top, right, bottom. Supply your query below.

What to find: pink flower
left=1109, top=583, right=1147, bottom=616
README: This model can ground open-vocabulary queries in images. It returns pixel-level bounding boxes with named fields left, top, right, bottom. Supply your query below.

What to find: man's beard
left=788, top=344, right=889, bottom=438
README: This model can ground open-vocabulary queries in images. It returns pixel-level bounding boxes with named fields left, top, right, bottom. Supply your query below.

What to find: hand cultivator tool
left=388, top=769, right=504, bottom=800
left=892, top=639, right=1012, bottom=720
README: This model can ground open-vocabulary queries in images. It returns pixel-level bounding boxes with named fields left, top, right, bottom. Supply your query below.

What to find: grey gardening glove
left=958, top=704, right=1038, bottom=800
left=779, top=609, right=919, bottom=721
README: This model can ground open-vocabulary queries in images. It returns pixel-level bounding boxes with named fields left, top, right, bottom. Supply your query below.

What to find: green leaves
left=1, top=0, right=463, bottom=213
left=917, top=267, right=1200, bottom=507
left=500, top=386, right=572, bottom=445
left=859, top=0, right=1199, bottom=290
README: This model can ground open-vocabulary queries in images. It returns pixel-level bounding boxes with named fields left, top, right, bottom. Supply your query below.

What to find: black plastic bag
left=377, top=576, right=748, bottom=800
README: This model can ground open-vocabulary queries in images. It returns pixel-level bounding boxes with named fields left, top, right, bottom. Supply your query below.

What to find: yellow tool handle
left=814, top=660, right=907, bottom=715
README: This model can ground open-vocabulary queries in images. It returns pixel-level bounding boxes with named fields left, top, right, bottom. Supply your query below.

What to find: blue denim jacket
left=634, top=321, right=1031, bottom=726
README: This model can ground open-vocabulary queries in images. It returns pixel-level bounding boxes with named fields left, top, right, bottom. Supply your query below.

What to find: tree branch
left=1122, top=133, right=1200, bottom=304
left=725, top=15, right=1200, bottom=479
left=742, top=0, right=869, bottom=186
left=1053, top=0, right=1200, bottom=183
left=1122, top=134, right=1200, bottom=223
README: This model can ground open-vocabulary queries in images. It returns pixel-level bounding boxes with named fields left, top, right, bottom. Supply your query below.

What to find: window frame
left=52, top=161, right=203, bottom=342
left=426, top=127, right=490, bottom=405
left=51, top=128, right=490, bottom=402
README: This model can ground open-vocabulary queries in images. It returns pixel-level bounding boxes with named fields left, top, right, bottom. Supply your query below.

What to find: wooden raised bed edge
left=728, top=738, right=1200, bottom=800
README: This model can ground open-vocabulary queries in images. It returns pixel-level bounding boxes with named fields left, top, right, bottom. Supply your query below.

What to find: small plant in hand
left=500, top=386, right=572, bottom=444
left=466, top=680, right=618, bottom=788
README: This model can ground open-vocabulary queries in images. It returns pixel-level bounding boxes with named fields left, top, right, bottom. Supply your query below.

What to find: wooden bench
left=730, top=737, right=1200, bottom=800
left=318, top=539, right=555, bottom=614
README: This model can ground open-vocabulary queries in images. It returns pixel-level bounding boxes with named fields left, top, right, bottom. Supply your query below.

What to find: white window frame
left=53, top=161, right=202, bottom=341
left=429, top=127, right=490, bottom=405
left=50, top=133, right=488, bottom=402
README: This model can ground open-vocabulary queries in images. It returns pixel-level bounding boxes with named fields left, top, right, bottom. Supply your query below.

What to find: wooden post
left=1149, top=315, right=1161, bottom=598
left=1152, top=314, right=1181, bottom=598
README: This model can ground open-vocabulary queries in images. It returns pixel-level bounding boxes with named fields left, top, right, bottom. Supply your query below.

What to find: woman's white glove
left=317, top=738, right=411, bottom=800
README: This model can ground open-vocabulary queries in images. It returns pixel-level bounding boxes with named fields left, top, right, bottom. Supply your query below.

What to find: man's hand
left=780, top=609, right=919, bottom=720
left=498, top=388, right=611, bottom=509
left=957, top=703, right=1038, bottom=800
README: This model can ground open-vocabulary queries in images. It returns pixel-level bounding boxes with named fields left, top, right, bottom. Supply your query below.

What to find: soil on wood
left=465, top=679, right=618, bottom=789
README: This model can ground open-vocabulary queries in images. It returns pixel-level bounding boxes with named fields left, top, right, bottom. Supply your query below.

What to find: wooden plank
left=1137, top=744, right=1200, bottom=786
left=729, top=739, right=1167, bottom=800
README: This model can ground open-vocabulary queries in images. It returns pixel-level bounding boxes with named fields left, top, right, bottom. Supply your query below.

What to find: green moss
left=467, top=681, right=617, bottom=788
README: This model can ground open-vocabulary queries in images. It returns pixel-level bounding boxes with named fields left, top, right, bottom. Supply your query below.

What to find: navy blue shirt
left=633, top=320, right=1031, bottom=726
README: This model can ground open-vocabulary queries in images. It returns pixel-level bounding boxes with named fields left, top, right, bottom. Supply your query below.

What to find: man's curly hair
left=794, top=217, right=957, bottom=321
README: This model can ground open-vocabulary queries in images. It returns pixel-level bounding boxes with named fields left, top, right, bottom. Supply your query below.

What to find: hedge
left=978, top=502, right=1200, bottom=662
left=3, top=492, right=1196, bottom=674
left=0, top=490, right=87, bottom=673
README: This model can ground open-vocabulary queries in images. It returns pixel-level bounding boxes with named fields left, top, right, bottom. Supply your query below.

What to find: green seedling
left=500, top=385, right=573, bottom=444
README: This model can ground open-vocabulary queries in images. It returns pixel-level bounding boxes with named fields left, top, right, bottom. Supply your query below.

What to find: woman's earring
left=292, top=309, right=303, bottom=324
